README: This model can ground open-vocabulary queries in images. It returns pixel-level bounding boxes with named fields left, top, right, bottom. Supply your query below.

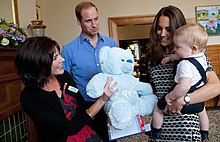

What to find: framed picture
left=195, top=5, right=220, bottom=35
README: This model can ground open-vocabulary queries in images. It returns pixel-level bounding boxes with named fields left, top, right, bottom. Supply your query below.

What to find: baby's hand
left=161, top=57, right=170, bottom=65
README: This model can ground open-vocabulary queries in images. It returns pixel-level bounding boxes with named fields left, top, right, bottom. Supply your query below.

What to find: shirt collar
left=79, top=33, right=104, bottom=44
left=187, top=52, right=205, bottom=58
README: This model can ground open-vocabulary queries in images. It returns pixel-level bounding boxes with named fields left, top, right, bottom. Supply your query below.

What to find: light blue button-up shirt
left=61, top=33, right=118, bottom=102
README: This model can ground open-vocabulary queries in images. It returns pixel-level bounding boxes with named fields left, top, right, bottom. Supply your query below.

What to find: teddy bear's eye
left=121, top=59, right=125, bottom=62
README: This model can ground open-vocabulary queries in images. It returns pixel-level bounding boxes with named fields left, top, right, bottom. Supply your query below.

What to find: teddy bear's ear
left=99, top=46, right=111, bottom=73
left=100, top=46, right=110, bottom=61
left=124, top=48, right=134, bottom=60
left=126, top=48, right=132, bottom=53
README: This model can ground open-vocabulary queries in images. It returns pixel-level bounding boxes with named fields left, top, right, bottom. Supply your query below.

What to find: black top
left=20, top=70, right=100, bottom=142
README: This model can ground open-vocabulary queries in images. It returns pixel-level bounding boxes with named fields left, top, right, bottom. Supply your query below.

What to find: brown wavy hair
left=146, top=5, right=186, bottom=66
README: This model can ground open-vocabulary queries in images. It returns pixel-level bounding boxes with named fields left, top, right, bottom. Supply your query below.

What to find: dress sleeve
left=205, top=54, right=214, bottom=71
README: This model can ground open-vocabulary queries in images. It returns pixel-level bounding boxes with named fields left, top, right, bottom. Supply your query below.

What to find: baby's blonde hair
left=174, top=23, right=208, bottom=50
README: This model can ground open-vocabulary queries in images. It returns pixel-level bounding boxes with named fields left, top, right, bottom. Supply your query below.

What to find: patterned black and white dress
left=147, top=52, right=213, bottom=142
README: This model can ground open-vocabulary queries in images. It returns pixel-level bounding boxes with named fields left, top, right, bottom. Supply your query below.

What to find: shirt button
left=97, top=64, right=99, bottom=66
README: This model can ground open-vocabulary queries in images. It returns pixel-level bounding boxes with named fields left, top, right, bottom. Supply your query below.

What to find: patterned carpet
left=118, top=108, right=220, bottom=142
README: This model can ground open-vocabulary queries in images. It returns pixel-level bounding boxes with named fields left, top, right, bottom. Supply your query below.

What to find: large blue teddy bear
left=86, top=46, right=157, bottom=129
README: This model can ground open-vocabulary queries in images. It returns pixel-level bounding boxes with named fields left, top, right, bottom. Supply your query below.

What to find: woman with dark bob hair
left=14, top=36, right=118, bottom=142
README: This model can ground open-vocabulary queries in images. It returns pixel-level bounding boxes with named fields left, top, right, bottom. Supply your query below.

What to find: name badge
left=68, top=85, right=78, bottom=93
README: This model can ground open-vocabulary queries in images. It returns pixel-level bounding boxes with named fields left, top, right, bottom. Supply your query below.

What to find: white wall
left=18, top=0, right=220, bottom=47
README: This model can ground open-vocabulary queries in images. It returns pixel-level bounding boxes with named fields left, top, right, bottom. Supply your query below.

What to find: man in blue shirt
left=62, top=2, right=117, bottom=102
left=62, top=33, right=117, bottom=102
left=61, top=1, right=117, bottom=142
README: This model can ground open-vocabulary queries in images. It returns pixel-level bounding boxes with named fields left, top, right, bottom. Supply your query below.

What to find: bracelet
left=86, top=109, right=94, bottom=119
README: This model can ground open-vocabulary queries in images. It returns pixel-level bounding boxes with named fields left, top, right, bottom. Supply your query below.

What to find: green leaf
left=0, top=23, right=10, bottom=30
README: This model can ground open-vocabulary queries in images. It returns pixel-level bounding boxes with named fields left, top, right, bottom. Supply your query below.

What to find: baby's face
left=174, top=40, right=193, bottom=59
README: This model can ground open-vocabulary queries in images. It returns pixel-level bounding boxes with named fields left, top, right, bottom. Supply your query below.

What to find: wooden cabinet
left=205, top=44, right=220, bottom=107
left=0, top=48, right=23, bottom=120
left=0, top=48, right=38, bottom=142
left=206, top=45, right=220, bottom=75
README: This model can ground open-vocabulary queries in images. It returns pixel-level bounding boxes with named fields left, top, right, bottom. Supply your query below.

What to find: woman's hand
left=87, top=77, right=118, bottom=119
left=164, top=96, right=185, bottom=115
left=101, top=76, right=118, bottom=102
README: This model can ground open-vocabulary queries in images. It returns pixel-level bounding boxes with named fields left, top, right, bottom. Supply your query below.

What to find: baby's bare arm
left=166, top=77, right=191, bottom=104
left=161, top=54, right=180, bottom=65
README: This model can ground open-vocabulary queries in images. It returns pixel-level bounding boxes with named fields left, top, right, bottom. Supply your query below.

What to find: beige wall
left=17, top=0, right=220, bottom=47
left=0, top=0, right=14, bottom=22
left=17, top=0, right=36, bottom=35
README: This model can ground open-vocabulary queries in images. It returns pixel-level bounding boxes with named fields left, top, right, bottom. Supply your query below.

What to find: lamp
left=29, top=20, right=46, bottom=37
